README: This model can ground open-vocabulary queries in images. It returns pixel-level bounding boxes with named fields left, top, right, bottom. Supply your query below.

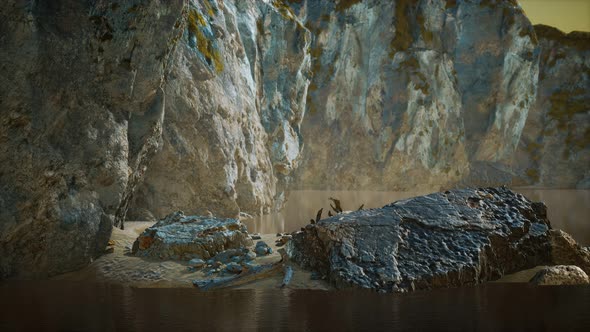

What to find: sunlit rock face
left=0, top=0, right=185, bottom=278
left=287, top=0, right=538, bottom=190
left=128, top=0, right=311, bottom=219
left=514, top=25, right=590, bottom=189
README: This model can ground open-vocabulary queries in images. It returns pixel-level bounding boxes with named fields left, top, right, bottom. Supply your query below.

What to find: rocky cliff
left=128, top=0, right=311, bottom=220
left=1, top=0, right=587, bottom=278
left=514, top=25, right=590, bottom=188
left=0, top=0, right=311, bottom=278
left=0, top=0, right=186, bottom=278
left=291, top=0, right=539, bottom=190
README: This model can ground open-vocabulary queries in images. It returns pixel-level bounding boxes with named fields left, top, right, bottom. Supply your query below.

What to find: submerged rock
left=530, top=266, right=590, bottom=286
left=132, top=211, right=252, bottom=260
left=286, top=187, right=587, bottom=293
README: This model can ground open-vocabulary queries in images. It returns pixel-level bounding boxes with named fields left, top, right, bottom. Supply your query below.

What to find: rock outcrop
left=132, top=211, right=253, bottom=260
left=289, top=0, right=539, bottom=190
left=0, top=0, right=185, bottom=278
left=128, top=0, right=311, bottom=220
left=286, top=187, right=588, bottom=292
left=515, top=25, right=590, bottom=188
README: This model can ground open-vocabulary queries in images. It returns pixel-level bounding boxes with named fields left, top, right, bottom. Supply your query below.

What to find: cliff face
left=0, top=0, right=587, bottom=278
left=515, top=25, right=590, bottom=188
left=128, top=0, right=311, bottom=220
left=0, top=0, right=311, bottom=278
left=290, top=0, right=539, bottom=190
left=0, top=0, right=185, bottom=278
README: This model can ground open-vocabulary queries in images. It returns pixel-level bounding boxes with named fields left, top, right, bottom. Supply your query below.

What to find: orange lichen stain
left=139, top=236, right=154, bottom=250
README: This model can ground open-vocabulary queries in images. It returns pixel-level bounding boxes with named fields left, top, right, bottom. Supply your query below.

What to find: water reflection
left=244, top=189, right=590, bottom=246
left=1, top=281, right=589, bottom=331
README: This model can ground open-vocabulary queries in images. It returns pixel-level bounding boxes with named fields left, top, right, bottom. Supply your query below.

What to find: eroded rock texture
left=0, top=0, right=185, bottom=278
left=515, top=25, right=590, bottom=188
left=128, top=0, right=311, bottom=220
left=132, top=211, right=253, bottom=260
left=286, top=187, right=588, bottom=292
left=289, top=0, right=539, bottom=190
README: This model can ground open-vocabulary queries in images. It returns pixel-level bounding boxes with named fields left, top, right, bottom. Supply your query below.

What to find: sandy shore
left=52, top=222, right=331, bottom=290
left=52, top=221, right=546, bottom=289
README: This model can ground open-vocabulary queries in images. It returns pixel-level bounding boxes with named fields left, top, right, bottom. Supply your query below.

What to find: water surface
left=1, top=281, right=588, bottom=331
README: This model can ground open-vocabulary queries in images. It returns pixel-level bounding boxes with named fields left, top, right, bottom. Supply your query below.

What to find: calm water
left=1, top=281, right=589, bottom=331
left=245, top=189, right=590, bottom=246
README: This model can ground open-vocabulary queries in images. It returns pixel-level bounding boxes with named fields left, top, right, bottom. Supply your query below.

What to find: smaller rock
left=245, top=251, right=257, bottom=261
left=188, top=258, right=206, bottom=268
left=225, top=262, right=243, bottom=274
left=104, top=247, right=115, bottom=254
left=108, top=240, right=116, bottom=246
left=255, top=241, right=271, bottom=256
left=251, top=233, right=262, bottom=240
left=187, top=266, right=197, bottom=272
left=276, top=233, right=283, bottom=237
left=530, top=265, right=590, bottom=286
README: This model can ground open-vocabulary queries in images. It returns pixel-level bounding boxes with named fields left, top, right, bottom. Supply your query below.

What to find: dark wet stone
left=132, top=211, right=252, bottom=260
left=255, top=241, right=272, bottom=257
left=286, top=187, right=587, bottom=293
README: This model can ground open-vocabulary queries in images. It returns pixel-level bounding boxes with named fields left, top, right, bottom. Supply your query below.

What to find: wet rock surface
left=132, top=211, right=252, bottom=260
left=530, top=265, right=590, bottom=286
left=287, top=187, right=588, bottom=293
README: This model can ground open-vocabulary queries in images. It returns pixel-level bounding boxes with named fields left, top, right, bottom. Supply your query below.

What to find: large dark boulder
left=286, top=187, right=588, bottom=292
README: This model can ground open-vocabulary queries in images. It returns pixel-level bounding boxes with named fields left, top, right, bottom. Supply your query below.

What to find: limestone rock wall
left=128, top=0, right=311, bottom=220
left=514, top=25, right=590, bottom=188
left=0, top=0, right=185, bottom=278
left=289, top=0, right=539, bottom=190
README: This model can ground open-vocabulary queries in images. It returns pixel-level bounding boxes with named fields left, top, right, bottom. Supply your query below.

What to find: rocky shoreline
left=51, top=188, right=590, bottom=292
